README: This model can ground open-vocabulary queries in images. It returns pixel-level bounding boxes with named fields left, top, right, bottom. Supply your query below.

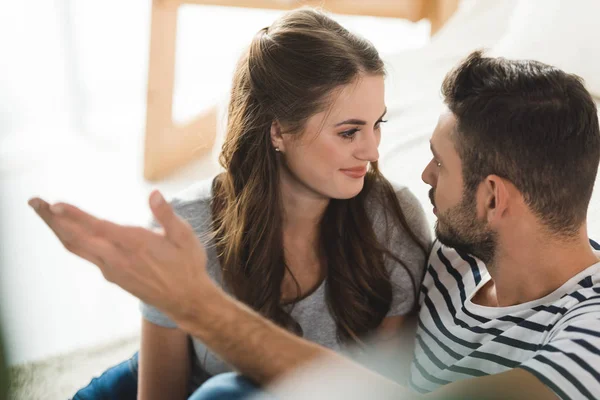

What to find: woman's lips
left=340, top=166, right=367, bottom=178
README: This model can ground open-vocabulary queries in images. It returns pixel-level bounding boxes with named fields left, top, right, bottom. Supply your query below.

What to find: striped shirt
left=410, top=240, right=600, bottom=400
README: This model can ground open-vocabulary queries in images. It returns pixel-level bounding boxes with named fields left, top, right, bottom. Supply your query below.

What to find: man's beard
left=431, top=188, right=497, bottom=264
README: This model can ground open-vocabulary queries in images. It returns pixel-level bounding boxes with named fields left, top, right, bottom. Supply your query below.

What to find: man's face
left=421, top=110, right=497, bottom=263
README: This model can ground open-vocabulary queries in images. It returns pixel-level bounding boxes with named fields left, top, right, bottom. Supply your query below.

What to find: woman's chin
left=330, top=181, right=365, bottom=200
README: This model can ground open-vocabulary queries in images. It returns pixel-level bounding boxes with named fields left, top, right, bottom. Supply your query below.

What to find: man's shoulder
left=426, top=242, right=487, bottom=278
left=553, top=265, right=600, bottom=319
left=420, top=242, right=488, bottom=301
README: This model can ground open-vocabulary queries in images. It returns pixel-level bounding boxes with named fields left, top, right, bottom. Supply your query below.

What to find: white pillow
left=490, top=0, right=600, bottom=98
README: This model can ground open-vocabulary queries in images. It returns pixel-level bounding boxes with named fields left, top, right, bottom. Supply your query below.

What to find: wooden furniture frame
left=143, top=0, right=459, bottom=181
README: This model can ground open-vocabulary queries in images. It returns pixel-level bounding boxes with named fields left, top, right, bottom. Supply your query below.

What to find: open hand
left=27, top=191, right=210, bottom=323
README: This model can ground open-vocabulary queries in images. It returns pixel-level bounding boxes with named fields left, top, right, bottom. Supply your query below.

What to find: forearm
left=175, top=282, right=327, bottom=384
left=174, top=282, right=415, bottom=394
left=138, top=320, right=190, bottom=400
left=174, top=289, right=554, bottom=399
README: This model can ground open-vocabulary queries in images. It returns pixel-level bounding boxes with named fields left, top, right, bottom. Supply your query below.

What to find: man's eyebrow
left=334, top=108, right=387, bottom=127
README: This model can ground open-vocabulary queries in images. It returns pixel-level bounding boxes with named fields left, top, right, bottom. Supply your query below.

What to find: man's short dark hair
left=442, top=50, right=600, bottom=237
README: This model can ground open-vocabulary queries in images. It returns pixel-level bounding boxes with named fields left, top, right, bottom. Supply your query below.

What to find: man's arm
left=176, top=281, right=409, bottom=391
left=177, top=281, right=324, bottom=383
left=175, top=282, right=559, bottom=399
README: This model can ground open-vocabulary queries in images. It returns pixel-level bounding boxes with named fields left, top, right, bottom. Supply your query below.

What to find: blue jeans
left=72, top=353, right=263, bottom=400
left=72, top=352, right=139, bottom=400
left=188, top=373, right=264, bottom=400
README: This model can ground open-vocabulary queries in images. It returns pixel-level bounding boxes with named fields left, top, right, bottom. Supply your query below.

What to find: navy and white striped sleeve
left=519, top=312, right=600, bottom=400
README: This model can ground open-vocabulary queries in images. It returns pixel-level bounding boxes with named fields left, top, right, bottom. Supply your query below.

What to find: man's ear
left=482, top=175, right=510, bottom=225
left=270, top=121, right=285, bottom=153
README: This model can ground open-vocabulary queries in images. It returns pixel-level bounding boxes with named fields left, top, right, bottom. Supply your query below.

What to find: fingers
left=46, top=201, right=129, bottom=242
left=29, top=197, right=55, bottom=229
left=33, top=198, right=149, bottom=249
left=29, top=198, right=82, bottom=247
left=67, top=235, right=115, bottom=271
left=148, top=191, right=193, bottom=247
left=29, top=196, right=140, bottom=262
left=28, top=195, right=209, bottom=314
left=27, top=196, right=182, bottom=305
left=29, top=197, right=126, bottom=270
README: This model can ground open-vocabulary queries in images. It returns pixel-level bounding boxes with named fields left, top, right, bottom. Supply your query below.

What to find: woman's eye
left=340, top=129, right=359, bottom=141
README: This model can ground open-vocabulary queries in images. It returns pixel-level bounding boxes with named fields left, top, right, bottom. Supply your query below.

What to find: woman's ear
left=270, top=121, right=285, bottom=153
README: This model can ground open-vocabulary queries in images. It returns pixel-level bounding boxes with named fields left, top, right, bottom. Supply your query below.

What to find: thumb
left=149, top=190, right=191, bottom=246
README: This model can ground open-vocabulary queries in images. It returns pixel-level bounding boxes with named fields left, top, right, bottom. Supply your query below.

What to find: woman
left=68, top=8, right=431, bottom=399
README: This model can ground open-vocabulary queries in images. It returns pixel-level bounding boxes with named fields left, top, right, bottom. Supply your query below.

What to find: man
left=29, top=51, right=600, bottom=399
left=409, top=51, right=600, bottom=399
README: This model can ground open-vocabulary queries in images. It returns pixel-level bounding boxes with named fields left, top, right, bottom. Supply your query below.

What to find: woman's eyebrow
left=334, top=108, right=387, bottom=127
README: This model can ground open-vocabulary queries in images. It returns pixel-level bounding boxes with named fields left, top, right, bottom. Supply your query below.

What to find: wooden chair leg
left=144, top=0, right=217, bottom=182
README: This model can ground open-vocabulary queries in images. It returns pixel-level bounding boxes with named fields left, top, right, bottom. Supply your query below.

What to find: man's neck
left=487, top=226, right=599, bottom=307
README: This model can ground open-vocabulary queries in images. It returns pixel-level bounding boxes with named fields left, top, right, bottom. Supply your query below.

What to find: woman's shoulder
left=389, top=180, right=426, bottom=222
left=170, top=177, right=214, bottom=205
left=169, top=176, right=223, bottom=280
left=366, top=177, right=432, bottom=249
left=166, top=177, right=216, bottom=229
left=366, top=178, right=422, bottom=218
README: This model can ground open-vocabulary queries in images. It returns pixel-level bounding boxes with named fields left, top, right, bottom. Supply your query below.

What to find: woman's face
left=274, top=74, right=386, bottom=200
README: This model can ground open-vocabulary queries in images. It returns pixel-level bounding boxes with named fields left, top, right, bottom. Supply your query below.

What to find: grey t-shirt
left=140, top=177, right=431, bottom=384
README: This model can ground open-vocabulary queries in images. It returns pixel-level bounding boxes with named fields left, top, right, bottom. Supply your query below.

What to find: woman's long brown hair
left=211, top=8, right=427, bottom=345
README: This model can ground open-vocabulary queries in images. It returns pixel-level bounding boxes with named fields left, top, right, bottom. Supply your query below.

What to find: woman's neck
left=278, top=171, right=329, bottom=296
left=279, top=171, right=329, bottom=238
